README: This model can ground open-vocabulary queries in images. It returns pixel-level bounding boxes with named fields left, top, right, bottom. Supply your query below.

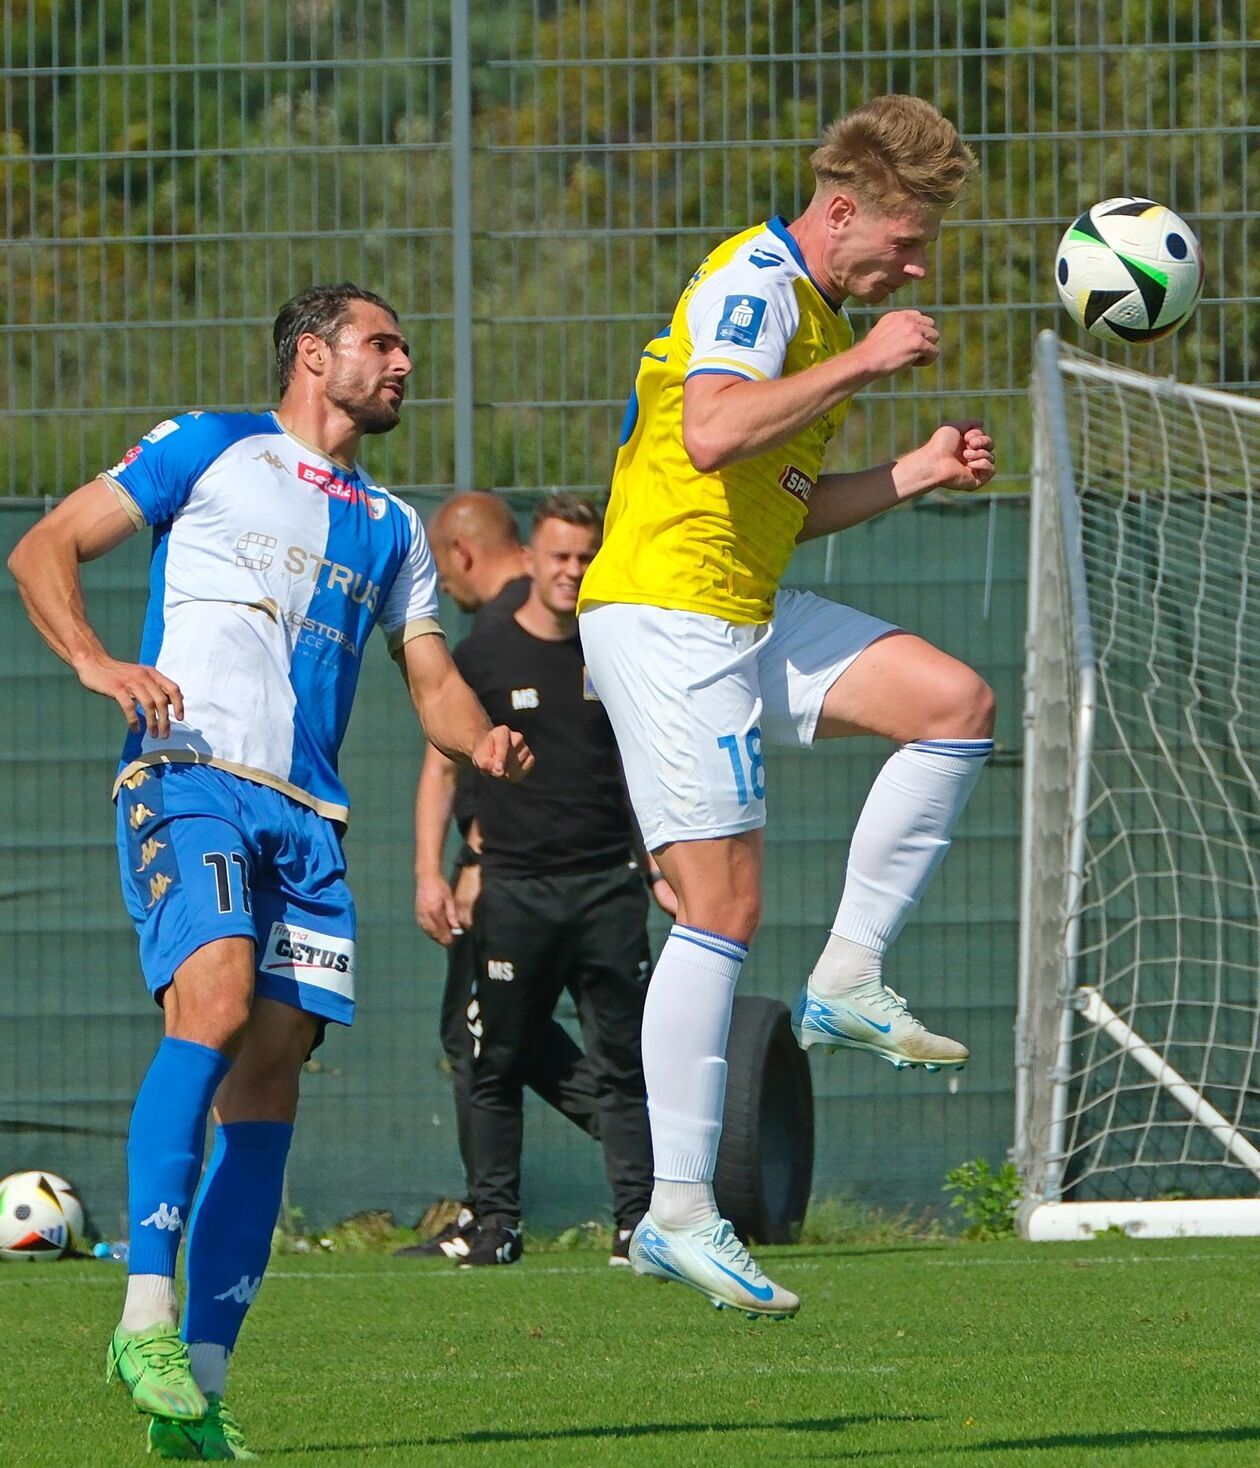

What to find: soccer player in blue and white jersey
left=8, top=283, right=532, bottom=1459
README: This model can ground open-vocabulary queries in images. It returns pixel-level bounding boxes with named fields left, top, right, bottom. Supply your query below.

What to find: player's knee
left=919, top=668, right=995, bottom=741
left=699, top=889, right=761, bottom=946
left=168, top=988, right=251, bottom=1054
left=958, top=673, right=996, bottom=739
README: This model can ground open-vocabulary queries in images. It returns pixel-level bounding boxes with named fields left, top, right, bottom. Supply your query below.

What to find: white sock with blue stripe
left=641, top=924, right=747, bottom=1229
left=813, top=738, right=993, bottom=997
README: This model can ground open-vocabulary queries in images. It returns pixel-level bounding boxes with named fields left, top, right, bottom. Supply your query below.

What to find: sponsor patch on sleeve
left=142, top=418, right=180, bottom=444
left=108, top=443, right=144, bottom=475
left=777, top=464, right=815, bottom=503
left=715, top=295, right=768, bottom=349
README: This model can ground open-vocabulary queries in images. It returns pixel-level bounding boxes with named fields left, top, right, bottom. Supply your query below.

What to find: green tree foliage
left=2, top=1, right=1254, bottom=495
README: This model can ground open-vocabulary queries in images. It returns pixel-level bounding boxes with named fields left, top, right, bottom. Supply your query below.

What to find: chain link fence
left=1, top=1, right=1253, bottom=1229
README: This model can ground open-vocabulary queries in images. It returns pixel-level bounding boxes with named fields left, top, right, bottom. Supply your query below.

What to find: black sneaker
left=457, top=1220, right=523, bottom=1268
left=394, top=1205, right=475, bottom=1260
left=609, top=1228, right=633, bottom=1267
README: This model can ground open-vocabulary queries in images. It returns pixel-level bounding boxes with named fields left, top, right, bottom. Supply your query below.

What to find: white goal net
left=1017, top=332, right=1260, bottom=1239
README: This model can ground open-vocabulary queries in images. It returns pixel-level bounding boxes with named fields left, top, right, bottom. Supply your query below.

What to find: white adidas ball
left=0, top=1171, right=86, bottom=1261
left=1055, top=197, right=1203, bottom=343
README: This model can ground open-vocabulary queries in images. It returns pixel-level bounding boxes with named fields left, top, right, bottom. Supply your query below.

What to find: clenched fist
left=854, top=310, right=940, bottom=377
left=915, top=421, right=996, bottom=493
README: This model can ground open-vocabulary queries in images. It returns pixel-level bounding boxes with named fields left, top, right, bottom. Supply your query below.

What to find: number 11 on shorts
left=717, top=726, right=765, bottom=806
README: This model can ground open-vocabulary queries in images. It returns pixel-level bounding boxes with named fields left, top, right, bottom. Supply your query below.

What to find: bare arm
left=681, top=310, right=940, bottom=472
left=7, top=477, right=184, bottom=735
left=395, top=632, right=533, bottom=779
left=797, top=422, right=997, bottom=544
left=414, top=743, right=461, bottom=945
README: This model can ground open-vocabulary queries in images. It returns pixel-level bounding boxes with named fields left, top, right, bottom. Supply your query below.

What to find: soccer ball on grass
left=1055, top=197, right=1203, bottom=343
left=0, top=1170, right=86, bottom=1260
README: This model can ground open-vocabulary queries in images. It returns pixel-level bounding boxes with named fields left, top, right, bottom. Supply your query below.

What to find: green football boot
left=147, top=1395, right=256, bottom=1460
left=107, top=1322, right=207, bottom=1421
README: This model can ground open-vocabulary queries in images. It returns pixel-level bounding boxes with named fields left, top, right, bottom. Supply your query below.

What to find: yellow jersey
left=579, top=217, right=854, bottom=625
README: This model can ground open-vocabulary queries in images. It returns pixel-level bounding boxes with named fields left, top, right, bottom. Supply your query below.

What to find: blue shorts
left=116, top=762, right=357, bottom=1026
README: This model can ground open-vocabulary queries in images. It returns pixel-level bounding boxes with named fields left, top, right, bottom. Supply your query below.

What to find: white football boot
left=792, top=980, right=968, bottom=1071
left=629, top=1213, right=799, bottom=1320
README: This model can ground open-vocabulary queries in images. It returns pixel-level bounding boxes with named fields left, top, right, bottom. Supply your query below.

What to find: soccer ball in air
left=0, top=1170, right=85, bottom=1260
left=1055, top=198, right=1203, bottom=343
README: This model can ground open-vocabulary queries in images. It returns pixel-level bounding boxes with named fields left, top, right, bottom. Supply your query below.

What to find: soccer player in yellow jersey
left=578, top=96, right=996, bottom=1316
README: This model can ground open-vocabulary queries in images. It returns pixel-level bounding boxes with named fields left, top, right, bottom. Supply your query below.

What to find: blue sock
left=127, top=1037, right=232, bottom=1278
left=183, top=1121, right=293, bottom=1351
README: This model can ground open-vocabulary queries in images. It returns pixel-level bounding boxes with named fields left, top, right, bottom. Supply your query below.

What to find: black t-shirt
left=453, top=612, right=635, bottom=876
left=451, top=577, right=531, bottom=838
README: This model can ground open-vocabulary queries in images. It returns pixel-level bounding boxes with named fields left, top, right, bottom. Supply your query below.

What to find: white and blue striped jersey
left=104, top=410, right=441, bottom=823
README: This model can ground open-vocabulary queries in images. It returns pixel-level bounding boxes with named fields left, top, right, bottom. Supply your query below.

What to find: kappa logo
left=147, top=872, right=175, bottom=909
left=466, top=996, right=483, bottom=1058
left=510, top=688, right=539, bottom=710
left=140, top=1203, right=184, bottom=1233
left=487, top=960, right=515, bottom=982
left=253, top=449, right=285, bottom=472
left=214, top=1274, right=261, bottom=1306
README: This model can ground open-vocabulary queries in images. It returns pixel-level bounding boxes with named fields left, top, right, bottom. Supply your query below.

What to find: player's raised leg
left=108, top=935, right=253, bottom=1423
left=795, top=631, right=994, bottom=1070
left=629, top=832, right=798, bottom=1319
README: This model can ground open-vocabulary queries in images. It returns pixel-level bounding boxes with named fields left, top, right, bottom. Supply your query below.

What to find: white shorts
left=579, top=589, right=896, bottom=849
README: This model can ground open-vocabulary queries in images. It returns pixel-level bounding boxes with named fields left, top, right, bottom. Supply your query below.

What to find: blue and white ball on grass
left=0, top=1170, right=85, bottom=1260
left=1055, top=197, right=1203, bottom=343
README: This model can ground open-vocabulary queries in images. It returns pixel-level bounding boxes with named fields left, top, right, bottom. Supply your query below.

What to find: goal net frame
left=1017, top=331, right=1260, bottom=1240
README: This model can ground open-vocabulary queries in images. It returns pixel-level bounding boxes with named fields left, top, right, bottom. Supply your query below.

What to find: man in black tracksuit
left=415, top=492, right=670, bottom=1268
left=402, top=493, right=606, bottom=1260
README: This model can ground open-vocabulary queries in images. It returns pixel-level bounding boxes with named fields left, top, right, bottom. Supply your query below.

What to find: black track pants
left=466, top=864, right=654, bottom=1228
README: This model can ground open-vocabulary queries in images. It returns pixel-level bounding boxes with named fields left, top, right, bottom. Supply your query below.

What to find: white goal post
left=1017, top=332, right=1260, bottom=1240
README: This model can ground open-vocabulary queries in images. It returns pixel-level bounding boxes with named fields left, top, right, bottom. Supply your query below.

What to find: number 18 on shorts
left=578, top=602, right=770, bottom=847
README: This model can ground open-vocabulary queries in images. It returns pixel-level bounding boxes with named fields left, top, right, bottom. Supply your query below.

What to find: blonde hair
left=810, top=95, right=978, bottom=212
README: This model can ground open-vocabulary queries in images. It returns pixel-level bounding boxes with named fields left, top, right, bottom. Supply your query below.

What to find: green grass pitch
left=1, top=1239, right=1256, bottom=1466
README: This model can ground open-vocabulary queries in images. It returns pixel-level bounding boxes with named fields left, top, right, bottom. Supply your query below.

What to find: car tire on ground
left=714, top=994, right=814, bottom=1244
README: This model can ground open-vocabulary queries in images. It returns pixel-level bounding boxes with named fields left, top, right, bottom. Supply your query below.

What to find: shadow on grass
left=957, top=1426, right=1260, bottom=1455
left=775, top=1244, right=957, bottom=1263
left=274, top=1413, right=931, bottom=1455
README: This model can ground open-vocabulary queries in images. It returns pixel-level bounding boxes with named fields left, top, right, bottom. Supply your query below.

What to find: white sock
left=809, top=933, right=883, bottom=1000
left=120, top=1273, right=179, bottom=1331
left=188, top=1342, right=229, bottom=1398
left=820, top=739, right=992, bottom=985
left=651, top=1180, right=717, bottom=1229
left=641, top=924, right=746, bottom=1227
